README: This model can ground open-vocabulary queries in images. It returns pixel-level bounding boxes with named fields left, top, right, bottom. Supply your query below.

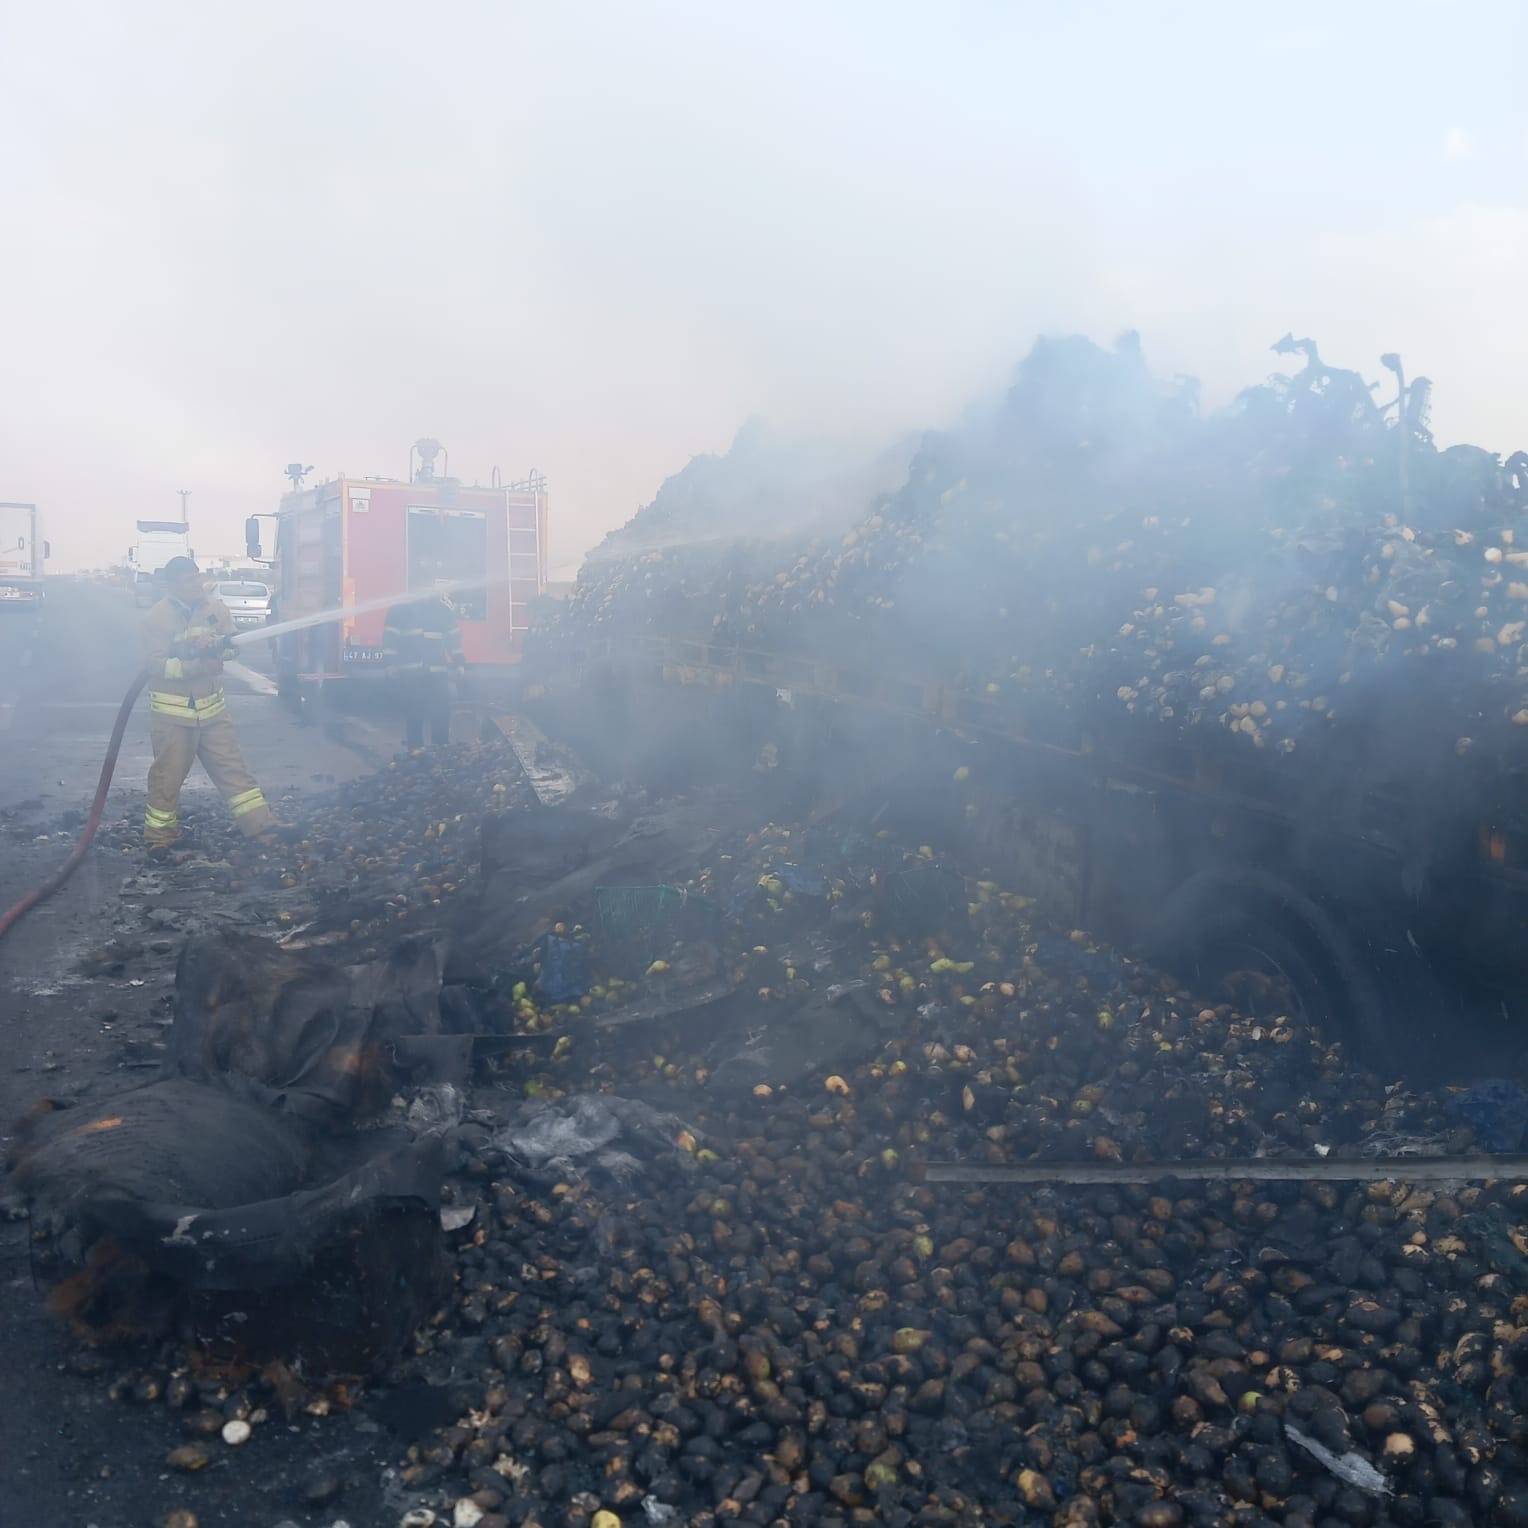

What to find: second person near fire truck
left=382, top=590, right=465, bottom=749
left=140, top=556, right=275, bottom=847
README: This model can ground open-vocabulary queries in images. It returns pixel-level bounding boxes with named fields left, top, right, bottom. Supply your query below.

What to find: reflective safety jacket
left=141, top=591, right=237, bottom=726
left=382, top=596, right=465, bottom=675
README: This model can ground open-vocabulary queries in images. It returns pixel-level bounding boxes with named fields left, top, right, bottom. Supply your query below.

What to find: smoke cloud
left=0, top=1, right=1524, bottom=572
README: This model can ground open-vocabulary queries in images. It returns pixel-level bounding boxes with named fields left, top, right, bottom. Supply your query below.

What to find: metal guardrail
left=921, top=1154, right=1528, bottom=1186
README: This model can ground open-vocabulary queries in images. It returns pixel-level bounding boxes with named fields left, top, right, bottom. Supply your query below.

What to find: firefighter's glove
left=169, top=636, right=237, bottom=668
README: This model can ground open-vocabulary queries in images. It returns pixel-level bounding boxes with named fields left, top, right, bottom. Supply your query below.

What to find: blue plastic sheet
left=775, top=863, right=826, bottom=896
left=1445, top=1078, right=1528, bottom=1153
left=726, top=863, right=827, bottom=917
left=537, top=934, right=591, bottom=1004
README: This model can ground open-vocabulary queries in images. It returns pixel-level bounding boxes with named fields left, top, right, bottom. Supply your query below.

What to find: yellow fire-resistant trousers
left=144, top=716, right=274, bottom=846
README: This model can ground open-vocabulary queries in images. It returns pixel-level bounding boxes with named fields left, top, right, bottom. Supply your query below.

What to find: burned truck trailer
left=533, top=632, right=1528, bottom=1057
left=527, top=335, right=1528, bottom=1058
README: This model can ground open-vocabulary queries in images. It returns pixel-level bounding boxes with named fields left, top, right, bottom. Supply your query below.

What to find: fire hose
left=0, top=669, right=149, bottom=944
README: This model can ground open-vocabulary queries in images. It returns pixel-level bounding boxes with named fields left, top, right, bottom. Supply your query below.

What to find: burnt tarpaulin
left=14, top=1086, right=441, bottom=1291
left=92, top=1133, right=445, bottom=1292
left=168, top=928, right=460, bottom=1120
left=7, top=928, right=457, bottom=1368
left=10, top=1078, right=446, bottom=1368
left=457, top=799, right=731, bottom=967
left=11, top=1078, right=312, bottom=1242
left=710, top=979, right=890, bottom=1092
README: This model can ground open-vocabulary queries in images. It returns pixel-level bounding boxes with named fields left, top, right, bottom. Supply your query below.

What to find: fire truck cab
left=254, top=444, right=547, bottom=709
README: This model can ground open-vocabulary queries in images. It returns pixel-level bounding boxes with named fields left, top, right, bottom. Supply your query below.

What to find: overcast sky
left=2, top=1, right=1525, bottom=574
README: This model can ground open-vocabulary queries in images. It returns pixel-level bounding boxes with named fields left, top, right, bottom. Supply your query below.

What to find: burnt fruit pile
left=392, top=814, right=1528, bottom=1528
left=538, top=334, right=1528, bottom=770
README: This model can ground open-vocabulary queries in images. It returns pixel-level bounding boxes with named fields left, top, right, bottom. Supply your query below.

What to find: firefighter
left=382, top=590, right=465, bottom=749
left=141, top=556, right=275, bottom=848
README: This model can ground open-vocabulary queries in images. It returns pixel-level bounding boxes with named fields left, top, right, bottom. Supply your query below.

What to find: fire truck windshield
left=407, top=505, right=487, bottom=620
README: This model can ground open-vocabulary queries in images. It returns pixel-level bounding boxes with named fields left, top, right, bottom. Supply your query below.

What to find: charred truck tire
left=1143, top=868, right=1445, bottom=1061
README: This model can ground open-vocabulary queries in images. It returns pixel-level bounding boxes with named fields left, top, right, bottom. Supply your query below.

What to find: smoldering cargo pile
left=12, top=735, right=1528, bottom=1528
left=538, top=334, right=1528, bottom=771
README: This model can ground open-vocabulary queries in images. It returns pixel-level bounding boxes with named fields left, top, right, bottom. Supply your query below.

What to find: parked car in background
left=215, top=578, right=272, bottom=629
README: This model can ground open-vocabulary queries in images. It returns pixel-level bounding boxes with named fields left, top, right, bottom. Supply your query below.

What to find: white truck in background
left=0, top=502, right=48, bottom=613
left=127, top=519, right=193, bottom=606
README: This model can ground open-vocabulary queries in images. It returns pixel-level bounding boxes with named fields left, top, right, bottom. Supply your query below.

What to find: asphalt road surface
left=0, top=582, right=419, bottom=1527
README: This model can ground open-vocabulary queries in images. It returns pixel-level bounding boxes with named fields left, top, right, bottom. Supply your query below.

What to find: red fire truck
left=251, top=442, right=548, bottom=709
